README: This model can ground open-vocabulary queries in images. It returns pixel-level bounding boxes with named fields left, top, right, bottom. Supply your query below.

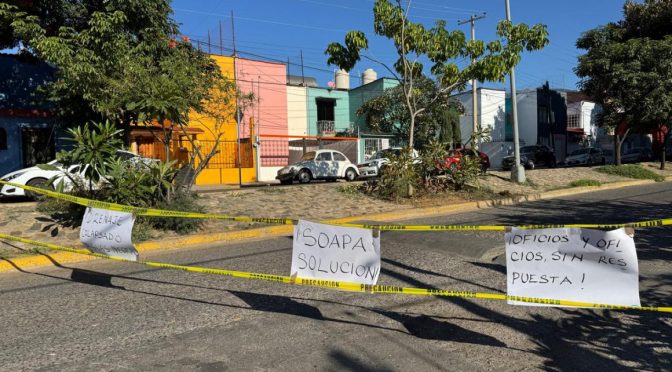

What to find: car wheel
left=481, top=164, right=488, bottom=174
left=587, top=158, right=593, bottom=167
left=25, top=177, right=50, bottom=201
left=298, top=170, right=312, bottom=184
left=549, top=158, right=557, bottom=168
left=280, top=179, right=292, bottom=185
left=526, top=161, right=535, bottom=170
left=601, top=157, right=606, bottom=165
left=344, top=168, right=357, bottom=182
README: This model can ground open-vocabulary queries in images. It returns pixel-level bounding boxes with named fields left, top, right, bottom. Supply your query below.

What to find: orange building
left=131, top=55, right=261, bottom=185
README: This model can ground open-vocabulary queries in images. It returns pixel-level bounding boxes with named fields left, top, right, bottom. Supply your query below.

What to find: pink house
left=236, top=58, right=289, bottom=181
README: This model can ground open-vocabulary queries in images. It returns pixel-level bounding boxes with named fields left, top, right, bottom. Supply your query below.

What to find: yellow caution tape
left=1, top=179, right=671, bottom=230
left=1, top=232, right=670, bottom=313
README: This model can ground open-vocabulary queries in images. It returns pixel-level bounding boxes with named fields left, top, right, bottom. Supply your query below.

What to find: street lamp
left=506, top=0, right=526, bottom=183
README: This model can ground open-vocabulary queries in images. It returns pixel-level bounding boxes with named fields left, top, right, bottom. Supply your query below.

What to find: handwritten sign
left=80, top=207, right=137, bottom=261
left=505, top=227, right=640, bottom=307
left=291, top=220, right=381, bottom=285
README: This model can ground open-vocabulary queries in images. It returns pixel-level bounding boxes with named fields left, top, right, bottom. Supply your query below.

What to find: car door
left=314, top=151, right=333, bottom=178
left=332, top=151, right=349, bottom=177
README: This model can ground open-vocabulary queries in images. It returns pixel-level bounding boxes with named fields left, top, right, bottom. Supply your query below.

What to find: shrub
left=373, top=150, right=421, bottom=199
left=36, top=121, right=199, bottom=237
left=147, top=191, right=205, bottom=234
left=446, top=154, right=482, bottom=190
left=569, top=179, right=602, bottom=187
left=596, top=165, right=664, bottom=182
left=36, top=193, right=86, bottom=227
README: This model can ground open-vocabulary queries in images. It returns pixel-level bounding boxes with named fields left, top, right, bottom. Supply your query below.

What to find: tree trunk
left=615, top=134, right=622, bottom=166
left=661, top=133, right=668, bottom=170
left=122, top=118, right=132, bottom=148
left=615, top=128, right=631, bottom=166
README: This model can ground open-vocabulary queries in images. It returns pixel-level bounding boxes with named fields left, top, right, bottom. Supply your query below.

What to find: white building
left=453, top=88, right=513, bottom=169
left=566, top=98, right=602, bottom=154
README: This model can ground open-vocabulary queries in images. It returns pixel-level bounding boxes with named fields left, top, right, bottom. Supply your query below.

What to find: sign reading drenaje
left=505, top=227, right=640, bottom=307
left=291, top=220, right=381, bottom=285
left=80, top=207, right=138, bottom=261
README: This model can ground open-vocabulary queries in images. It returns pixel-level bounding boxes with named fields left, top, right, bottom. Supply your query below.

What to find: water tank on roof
left=335, top=69, right=349, bottom=90
left=362, top=68, right=377, bottom=85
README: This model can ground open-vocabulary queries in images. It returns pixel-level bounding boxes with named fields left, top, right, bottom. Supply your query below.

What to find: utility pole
left=231, top=11, right=243, bottom=186
left=207, top=29, right=211, bottom=55
left=505, top=0, right=525, bottom=183
left=219, top=20, right=223, bottom=55
left=458, top=12, right=486, bottom=150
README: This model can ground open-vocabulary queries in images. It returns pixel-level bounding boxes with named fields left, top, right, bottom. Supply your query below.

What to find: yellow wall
left=187, top=55, right=257, bottom=185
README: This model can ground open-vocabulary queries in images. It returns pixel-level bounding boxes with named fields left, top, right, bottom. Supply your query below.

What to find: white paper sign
left=506, top=227, right=640, bottom=307
left=291, top=220, right=381, bottom=285
left=80, top=207, right=138, bottom=261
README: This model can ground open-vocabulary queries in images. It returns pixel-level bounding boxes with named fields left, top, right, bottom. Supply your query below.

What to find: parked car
left=501, top=145, right=556, bottom=170
left=565, top=147, right=606, bottom=166
left=438, top=148, right=490, bottom=174
left=276, top=149, right=359, bottom=185
left=357, top=147, right=419, bottom=178
left=0, top=150, right=153, bottom=200
left=621, top=147, right=653, bottom=163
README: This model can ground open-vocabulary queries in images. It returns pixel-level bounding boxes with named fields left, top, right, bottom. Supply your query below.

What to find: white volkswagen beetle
left=276, top=149, right=359, bottom=185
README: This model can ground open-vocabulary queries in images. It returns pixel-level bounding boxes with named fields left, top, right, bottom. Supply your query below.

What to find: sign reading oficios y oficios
left=291, top=220, right=381, bottom=285
left=80, top=207, right=138, bottom=261
left=505, top=227, right=640, bottom=307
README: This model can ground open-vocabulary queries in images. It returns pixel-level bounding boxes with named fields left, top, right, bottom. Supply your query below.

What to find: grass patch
left=29, top=246, right=50, bottom=255
left=569, top=179, right=602, bottom=187
left=596, top=165, right=664, bottom=182
left=337, top=184, right=361, bottom=196
left=258, top=186, right=286, bottom=194
left=520, top=178, right=538, bottom=189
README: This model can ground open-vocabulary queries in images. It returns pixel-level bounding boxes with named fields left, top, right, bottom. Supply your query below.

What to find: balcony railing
left=317, top=120, right=335, bottom=136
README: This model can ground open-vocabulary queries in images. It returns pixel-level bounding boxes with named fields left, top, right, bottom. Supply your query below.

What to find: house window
left=0, top=128, right=6, bottom=150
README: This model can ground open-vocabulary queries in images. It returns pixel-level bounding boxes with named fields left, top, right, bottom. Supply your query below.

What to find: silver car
left=357, top=148, right=419, bottom=178
left=565, top=147, right=606, bottom=166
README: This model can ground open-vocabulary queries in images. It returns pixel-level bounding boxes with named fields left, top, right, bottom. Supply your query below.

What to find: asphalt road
left=1, top=182, right=671, bottom=371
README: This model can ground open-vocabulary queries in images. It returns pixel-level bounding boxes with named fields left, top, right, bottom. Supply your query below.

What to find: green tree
left=439, top=109, right=462, bottom=149
left=576, top=0, right=672, bottom=169
left=356, top=76, right=463, bottom=149
left=326, top=0, right=548, bottom=151
left=0, top=1, right=219, bottom=147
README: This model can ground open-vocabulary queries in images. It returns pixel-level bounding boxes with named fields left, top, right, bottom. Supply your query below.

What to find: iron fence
left=260, top=136, right=359, bottom=166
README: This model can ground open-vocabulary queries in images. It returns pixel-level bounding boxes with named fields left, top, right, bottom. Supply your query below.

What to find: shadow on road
left=383, top=261, right=672, bottom=370
left=373, top=309, right=506, bottom=347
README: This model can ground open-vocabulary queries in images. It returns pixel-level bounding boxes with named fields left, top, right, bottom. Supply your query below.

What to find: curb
left=1, top=177, right=669, bottom=273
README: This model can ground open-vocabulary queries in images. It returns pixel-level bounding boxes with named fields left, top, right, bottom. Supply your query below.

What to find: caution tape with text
left=0, top=232, right=670, bottom=313
left=2, top=180, right=671, bottom=231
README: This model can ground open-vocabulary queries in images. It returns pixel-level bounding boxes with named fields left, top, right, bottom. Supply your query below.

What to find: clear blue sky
left=171, top=0, right=625, bottom=91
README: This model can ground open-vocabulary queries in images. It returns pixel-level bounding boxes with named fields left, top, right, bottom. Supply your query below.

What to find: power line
left=173, top=8, right=353, bottom=33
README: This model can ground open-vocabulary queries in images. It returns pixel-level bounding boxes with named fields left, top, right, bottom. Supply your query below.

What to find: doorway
left=21, top=127, right=55, bottom=167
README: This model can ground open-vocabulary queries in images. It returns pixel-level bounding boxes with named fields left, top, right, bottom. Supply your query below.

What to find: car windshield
left=301, top=152, right=316, bottom=161
left=570, top=149, right=589, bottom=156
